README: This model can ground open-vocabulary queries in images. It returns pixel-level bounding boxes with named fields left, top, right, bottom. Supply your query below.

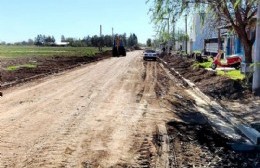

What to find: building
left=53, top=42, right=70, bottom=47
left=190, top=13, right=256, bottom=60
left=219, top=17, right=256, bottom=61
left=190, top=13, right=218, bottom=53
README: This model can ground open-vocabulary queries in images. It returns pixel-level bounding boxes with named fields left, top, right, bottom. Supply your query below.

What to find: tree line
left=0, top=33, right=139, bottom=48
left=60, top=33, right=138, bottom=47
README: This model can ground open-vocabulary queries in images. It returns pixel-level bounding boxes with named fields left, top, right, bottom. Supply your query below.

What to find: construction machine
left=112, top=36, right=126, bottom=57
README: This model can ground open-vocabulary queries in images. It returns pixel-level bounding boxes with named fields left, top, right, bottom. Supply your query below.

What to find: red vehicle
left=211, top=50, right=242, bottom=70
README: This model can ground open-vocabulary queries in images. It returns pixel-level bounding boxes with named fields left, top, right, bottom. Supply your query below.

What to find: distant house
left=53, top=42, right=69, bottom=47
left=220, top=30, right=244, bottom=57
left=190, top=13, right=256, bottom=60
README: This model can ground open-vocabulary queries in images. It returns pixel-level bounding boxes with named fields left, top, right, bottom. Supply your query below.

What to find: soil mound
left=162, top=54, right=249, bottom=100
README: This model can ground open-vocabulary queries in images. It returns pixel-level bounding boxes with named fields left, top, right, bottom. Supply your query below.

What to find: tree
left=34, top=34, right=44, bottom=46
left=176, top=31, right=189, bottom=42
left=91, top=35, right=99, bottom=47
left=61, top=35, right=66, bottom=42
left=51, top=36, right=56, bottom=43
left=122, top=33, right=127, bottom=47
left=98, top=36, right=104, bottom=51
left=103, top=35, right=113, bottom=47
left=128, top=33, right=138, bottom=47
left=65, top=37, right=77, bottom=47
left=148, top=0, right=258, bottom=63
left=34, top=34, right=55, bottom=46
left=133, top=33, right=138, bottom=46
left=146, top=38, right=152, bottom=47
left=28, top=39, right=34, bottom=45
left=83, top=35, right=92, bottom=46
left=128, top=34, right=134, bottom=47
left=0, top=41, right=6, bottom=45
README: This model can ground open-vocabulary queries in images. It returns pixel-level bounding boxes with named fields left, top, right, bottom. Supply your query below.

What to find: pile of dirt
left=154, top=69, right=259, bottom=167
left=162, top=54, right=250, bottom=100
left=0, top=50, right=111, bottom=88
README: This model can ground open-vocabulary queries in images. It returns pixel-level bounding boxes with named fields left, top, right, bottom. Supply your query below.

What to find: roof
left=56, top=42, right=69, bottom=45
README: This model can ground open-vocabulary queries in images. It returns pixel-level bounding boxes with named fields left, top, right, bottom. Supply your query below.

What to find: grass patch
left=193, top=58, right=213, bottom=69
left=193, top=58, right=244, bottom=80
left=217, top=70, right=245, bottom=80
left=198, top=61, right=212, bottom=68
left=6, top=64, right=37, bottom=71
left=0, top=46, right=110, bottom=58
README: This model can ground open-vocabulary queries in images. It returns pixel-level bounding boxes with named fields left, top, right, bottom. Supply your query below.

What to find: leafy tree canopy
left=147, top=0, right=258, bottom=63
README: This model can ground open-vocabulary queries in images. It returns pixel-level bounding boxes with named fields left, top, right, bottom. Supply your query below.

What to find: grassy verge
left=194, top=61, right=212, bottom=69
left=0, top=46, right=110, bottom=58
left=6, top=64, right=37, bottom=71
left=193, top=58, right=245, bottom=80
left=193, top=58, right=213, bottom=69
left=217, top=70, right=245, bottom=80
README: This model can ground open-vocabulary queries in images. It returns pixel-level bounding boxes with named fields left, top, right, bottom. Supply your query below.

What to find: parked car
left=143, top=49, right=157, bottom=61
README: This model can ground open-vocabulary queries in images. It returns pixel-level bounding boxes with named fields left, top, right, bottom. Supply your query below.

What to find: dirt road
left=0, top=51, right=173, bottom=167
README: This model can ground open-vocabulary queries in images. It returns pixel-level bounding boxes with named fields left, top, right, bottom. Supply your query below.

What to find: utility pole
left=253, top=3, right=260, bottom=96
left=99, top=25, right=102, bottom=51
left=185, top=14, right=188, bottom=54
left=112, top=27, right=114, bottom=36
left=112, top=27, right=114, bottom=45
left=100, top=25, right=102, bottom=36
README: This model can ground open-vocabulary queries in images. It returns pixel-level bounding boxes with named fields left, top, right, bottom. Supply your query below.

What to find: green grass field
left=0, top=46, right=109, bottom=58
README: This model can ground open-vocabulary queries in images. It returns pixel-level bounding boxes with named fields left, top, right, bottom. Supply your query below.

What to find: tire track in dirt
left=0, top=51, right=175, bottom=168
left=0, top=54, right=135, bottom=167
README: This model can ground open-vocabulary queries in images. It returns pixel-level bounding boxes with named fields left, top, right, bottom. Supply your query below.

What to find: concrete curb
left=158, top=58, right=260, bottom=145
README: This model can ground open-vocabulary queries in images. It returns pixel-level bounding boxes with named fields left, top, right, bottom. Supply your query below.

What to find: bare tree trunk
left=243, top=41, right=253, bottom=63
left=234, top=25, right=253, bottom=63
left=234, top=23, right=254, bottom=84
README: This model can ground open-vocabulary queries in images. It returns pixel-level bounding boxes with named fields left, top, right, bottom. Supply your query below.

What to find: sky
left=0, top=0, right=156, bottom=44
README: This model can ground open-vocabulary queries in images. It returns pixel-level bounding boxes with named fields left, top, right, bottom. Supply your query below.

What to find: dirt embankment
left=160, top=54, right=252, bottom=100
left=159, top=53, right=260, bottom=124
left=154, top=66, right=260, bottom=167
left=0, top=50, right=111, bottom=89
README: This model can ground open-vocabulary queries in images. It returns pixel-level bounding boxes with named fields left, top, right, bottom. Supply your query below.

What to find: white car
left=143, top=49, right=157, bottom=61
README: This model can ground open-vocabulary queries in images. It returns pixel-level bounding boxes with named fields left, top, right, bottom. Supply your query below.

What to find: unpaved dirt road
left=0, top=51, right=173, bottom=167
